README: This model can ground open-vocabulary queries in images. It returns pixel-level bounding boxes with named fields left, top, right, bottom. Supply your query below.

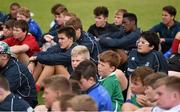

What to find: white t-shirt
left=152, top=105, right=180, bottom=112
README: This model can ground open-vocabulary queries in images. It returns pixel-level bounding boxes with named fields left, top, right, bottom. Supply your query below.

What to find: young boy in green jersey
left=98, top=50, right=124, bottom=111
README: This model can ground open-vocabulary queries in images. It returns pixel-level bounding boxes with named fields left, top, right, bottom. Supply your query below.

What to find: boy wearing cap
left=0, top=41, right=38, bottom=108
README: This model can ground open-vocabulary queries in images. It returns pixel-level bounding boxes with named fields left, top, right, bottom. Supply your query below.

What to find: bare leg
left=17, top=53, right=30, bottom=65
left=33, top=62, right=44, bottom=82
left=55, top=65, right=70, bottom=79
left=36, top=65, right=55, bottom=86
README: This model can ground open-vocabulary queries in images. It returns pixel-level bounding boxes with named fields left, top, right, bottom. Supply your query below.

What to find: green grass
left=1, top=0, right=180, bottom=105
left=1, top=0, right=180, bottom=32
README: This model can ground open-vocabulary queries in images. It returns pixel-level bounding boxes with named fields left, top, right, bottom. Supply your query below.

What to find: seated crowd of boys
left=0, top=2, right=180, bottom=112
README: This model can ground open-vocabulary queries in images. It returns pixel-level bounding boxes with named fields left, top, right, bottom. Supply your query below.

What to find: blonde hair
left=71, top=45, right=90, bottom=60
left=18, top=7, right=30, bottom=18
left=115, top=9, right=127, bottom=15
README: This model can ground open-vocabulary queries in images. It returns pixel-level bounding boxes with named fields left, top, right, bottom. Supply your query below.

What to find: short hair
left=71, top=59, right=97, bottom=82
left=94, top=6, right=109, bottom=17
left=4, top=19, right=15, bottom=29
left=65, top=16, right=83, bottom=31
left=51, top=3, right=68, bottom=15
left=123, top=12, right=137, bottom=25
left=163, top=5, right=176, bottom=17
left=141, top=31, right=160, bottom=51
left=10, top=2, right=20, bottom=9
left=71, top=45, right=90, bottom=60
left=69, top=79, right=81, bottom=95
left=99, top=50, right=121, bottom=68
left=57, top=26, right=76, bottom=42
left=0, top=75, right=10, bottom=91
left=115, top=9, right=127, bottom=15
left=57, top=93, right=76, bottom=111
left=14, top=20, right=29, bottom=32
left=153, top=76, right=180, bottom=93
left=131, top=66, right=154, bottom=84
left=17, top=7, right=31, bottom=18
left=143, top=72, right=167, bottom=87
left=43, top=75, right=72, bottom=93
left=66, top=95, right=98, bottom=111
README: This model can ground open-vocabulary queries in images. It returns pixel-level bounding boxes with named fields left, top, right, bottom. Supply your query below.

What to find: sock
left=172, top=38, right=180, bottom=53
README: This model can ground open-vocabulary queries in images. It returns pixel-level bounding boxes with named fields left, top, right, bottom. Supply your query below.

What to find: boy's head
left=143, top=72, right=167, bottom=102
left=51, top=93, right=75, bottom=111
left=51, top=3, right=68, bottom=26
left=0, top=75, right=10, bottom=102
left=65, top=17, right=83, bottom=39
left=71, top=45, right=90, bottom=70
left=131, top=66, right=154, bottom=94
left=98, top=50, right=120, bottom=77
left=122, top=12, right=137, bottom=33
left=153, top=76, right=180, bottom=110
left=13, top=20, right=28, bottom=40
left=57, top=26, right=76, bottom=49
left=93, top=6, right=108, bottom=28
left=114, top=9, right=127, bottom=26
left=17, top=7, right=31, bottom=21
left=71, top=59, right=97, bottom=91
left=162, top=5, right=176, bottom=25
left=43, top=75, right=72, bottom=109
left=9, top=2, right=21, bottom=19
left=66, top=95, right=98, bottom=111
left=62, top=12, right=76, bottom=26
left=3, top=20, right=15, bottom=37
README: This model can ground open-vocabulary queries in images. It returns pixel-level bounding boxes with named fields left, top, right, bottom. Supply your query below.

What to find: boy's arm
left=10, top=44, right=29, bottom=54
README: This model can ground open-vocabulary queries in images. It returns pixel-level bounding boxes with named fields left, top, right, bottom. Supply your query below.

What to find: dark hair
left=10, top=2, right=20, bottom=9
left=0, top=75, right=10, bottom=91
left=57, top=26, right=76, bottom=42
left=141, top=31, right=160, bottom=51
left=51, top=3, right=68, bottom=15
left=14, top=20, right=29, bottom=32
left=71, top=59, right=98, bottom=82
left=69, top=79, right=81, bottom=95
left=123, top=12, right=137, bottom=25
left=131, top=66, right=154, bottom=84
left=4, top=19, right=15, bottom=29
left=163, top=5, right=176, bottom=17
left=94, top=6, right=109, bottom=17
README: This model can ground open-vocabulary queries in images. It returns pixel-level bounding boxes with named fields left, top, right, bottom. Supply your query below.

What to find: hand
left=44, top=34, right=54, bottom=42
left=136, top=95, right=149, bottom=107
left=27, top=63, right=35, bottom=74
left=29, top=56, right=37, bottom=61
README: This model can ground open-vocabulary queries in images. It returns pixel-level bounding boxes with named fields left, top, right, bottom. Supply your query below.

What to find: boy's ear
left=0, top=88, right=4, bottom=94
left=110, top=66, right=116, bottom=72
left=150, top=45, right=154, bottom=50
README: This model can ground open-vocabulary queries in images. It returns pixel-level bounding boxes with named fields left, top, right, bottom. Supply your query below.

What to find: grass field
left=1, top=0, right=180, bottom=32
left=1, top=0, right=180, bottom=105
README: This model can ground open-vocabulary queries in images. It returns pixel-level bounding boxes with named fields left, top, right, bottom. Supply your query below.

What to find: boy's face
left=145, top=86, right=156, bottom=102
left=58, top=33, right=73, bottom=49
left=131, top=79, right=145, bottom=94
left=10, top=5, right=19, bottom=19
left=137, top=37, right=152, bottom=54
left=71, top=55, right=85, bottom=70
left=55, top=14, right=64, bottom=26
left=43, top=87, right=59, bottom=109
left=122, top=17, right=134, bottom=33
left=162, top=11, right=174, bottom=26
left=95, top=15, right=107, bottom=28
left=79, top=77, right=93, bottom=91
left=98, top=61, right=114, bottom=77
left=13, top=27, right=26, bottom=40
left=154, top=85, right=175, bottom=109
left=114, top=13, right=123, bottom=25
left=16, top=13, right=28, bottom=21
left=3, top=26, right=13, bottom=37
